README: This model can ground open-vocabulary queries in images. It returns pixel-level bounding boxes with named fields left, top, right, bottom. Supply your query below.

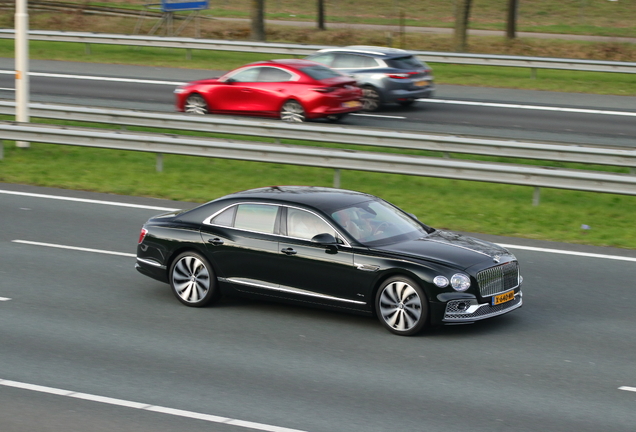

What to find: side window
left=234, top=204, right=279, bottom=234
left=229, top=67, right=262, bottom=83
left=258, top=67, right=293, bottom=82
left=333, top=54, right=376, bottom=69
left=287, top=208, right=336, bottom=241
left=211, top=206, right=237, bottom=227
left=307, top=53, right=335, bottom=66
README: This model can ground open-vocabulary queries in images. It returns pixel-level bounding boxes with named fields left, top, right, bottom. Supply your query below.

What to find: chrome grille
left=477, top=261, right=519, bottom=297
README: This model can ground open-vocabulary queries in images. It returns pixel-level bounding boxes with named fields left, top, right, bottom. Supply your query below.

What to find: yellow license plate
left=414, top=80, right=429, bottom=87
left=492, top=290, right=515, bottom=306
left=342, top=101, right=361, bottom=108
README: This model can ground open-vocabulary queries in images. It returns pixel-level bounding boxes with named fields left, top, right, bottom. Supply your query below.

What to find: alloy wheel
left=280, top=100, right=306, bottom=123
left=184, top=94, right=208, bottom=115
left=377, top=278, right=426, bottom=335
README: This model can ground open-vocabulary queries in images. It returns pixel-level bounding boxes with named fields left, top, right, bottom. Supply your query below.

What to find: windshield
left=386, top=56, right=425, bottom=70
left=301, top=65, right=343, bottom=80
left=331, top=200, right=429, bottom=245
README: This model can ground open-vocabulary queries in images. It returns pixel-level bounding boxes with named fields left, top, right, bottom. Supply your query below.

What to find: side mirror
left=311, top=233, right=338, bottom=245
left=224, top=78, right=236, bottom=84
left=408, top=213, right=419, bottom=221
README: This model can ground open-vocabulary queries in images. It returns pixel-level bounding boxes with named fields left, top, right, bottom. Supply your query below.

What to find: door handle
left=281, top=247, right=297, bottom=255
left=207, top=237, right=224, bottom=246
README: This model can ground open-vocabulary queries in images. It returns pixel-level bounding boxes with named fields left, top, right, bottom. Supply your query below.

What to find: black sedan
left=136, top=187, right=522, bottom=336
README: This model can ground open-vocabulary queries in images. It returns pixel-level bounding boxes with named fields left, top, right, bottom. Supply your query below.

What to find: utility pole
left=15, top=0, right=30, bottom=148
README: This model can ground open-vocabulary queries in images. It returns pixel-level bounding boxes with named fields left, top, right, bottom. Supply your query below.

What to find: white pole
left=15, top=0, right=30, bottom=148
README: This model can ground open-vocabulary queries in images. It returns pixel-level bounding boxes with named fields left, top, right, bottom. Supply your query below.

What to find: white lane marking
left=0, top=379, right=306, bottom=432
left=419, top=98, right=636, bottom=117
left=12, top=240, right=136, bottom=258
left=351, top=113, right=406, bottom=119
left=0, top=70, right=184, bottom=86
left=4, top=190, right=635, bottom=263
left=0, top=297, right=11, bottom=301
left=0, top=190, right=180, bottom=211
left=619, top=386, right=636, bottom=393
left=497, top=243, right=636, bottom=263
left=0, top=87, right=14, bottom=91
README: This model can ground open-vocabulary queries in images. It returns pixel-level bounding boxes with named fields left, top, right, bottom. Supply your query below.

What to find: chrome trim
left=219, top=277, right=366, bottom=305
left=203, top=202, right=352, bottom=248
left=136, top=257, right=165, bottom=269
left=220, top=65, right=301, bottom=82
left=443, top=292, right=522, bottom=323
left=477, top=261, right=520, bottom=297
left=355, top=263, right=380, bottom=272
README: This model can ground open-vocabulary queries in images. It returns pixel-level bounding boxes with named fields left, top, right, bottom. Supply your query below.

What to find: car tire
left=361, top=86, right=381, bottom=112
left=169, top=251, right=219, bottom=307
left=184, top=94, right=208, bottom=115
left=375, top=276, right=428, bottom=336
left=280, top=100, right=306, bottom=122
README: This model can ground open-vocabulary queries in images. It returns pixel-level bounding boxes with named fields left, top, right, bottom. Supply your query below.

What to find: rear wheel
left=169, top=251, right=219, bottom=307
left=280, top=100, right=306, bottom=122
left=376, top=276, right=428, bottom=336
left=184, top=94, right=208, bottom=115
left=361, top=86, right=381, bottom=112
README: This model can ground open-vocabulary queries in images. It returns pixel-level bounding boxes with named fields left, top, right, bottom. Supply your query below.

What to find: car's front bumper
left=441, top=290, right=523, bottom=324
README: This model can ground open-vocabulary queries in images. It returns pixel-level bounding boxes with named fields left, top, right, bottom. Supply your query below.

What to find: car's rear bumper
left=385, top=86, right=435, bottom=102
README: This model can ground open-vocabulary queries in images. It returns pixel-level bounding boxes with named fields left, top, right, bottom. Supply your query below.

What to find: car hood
left=374, top=230, right=514, bottom=270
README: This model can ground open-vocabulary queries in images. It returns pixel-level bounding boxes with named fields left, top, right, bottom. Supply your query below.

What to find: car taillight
left=387, top=72, right=418, bottom=79
left=313, top=87, right=336, bottom=93
left=138, top=228, right=148, bottom=244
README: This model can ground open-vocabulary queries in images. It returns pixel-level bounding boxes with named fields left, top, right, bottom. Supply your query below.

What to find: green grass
left=2, top=140, right=635, bottom=249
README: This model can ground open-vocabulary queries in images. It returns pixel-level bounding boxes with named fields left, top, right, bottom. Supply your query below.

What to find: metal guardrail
left=1, top=121, right=635, bottom=197
left=0, top=101, right=634, bottom=169
left=0, top=30, right=635, bottom=74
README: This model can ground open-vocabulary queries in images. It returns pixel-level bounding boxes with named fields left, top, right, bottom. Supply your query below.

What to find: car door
left=211, top=67, right=263, bottom=112
left=276, top=207, right=373, bottom=309
left=199, top=203, right=283, bottom=289
left=247, top=67, right=297, bottom=115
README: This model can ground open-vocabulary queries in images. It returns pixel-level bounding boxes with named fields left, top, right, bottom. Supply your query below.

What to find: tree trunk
left=250, top=0, right=266, bottom=41
left=317, top=0, right=325, bottom=30
left=454, top=0, right=473, bottom=52
left=506, top=0, right=519, bottom=39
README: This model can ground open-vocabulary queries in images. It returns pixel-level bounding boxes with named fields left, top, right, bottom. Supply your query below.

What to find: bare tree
left=454, top=0, right=473, bottom=52
left=507, top=0, right=519, bottom=39
left=317, top=0, right=326, bottom=30
left=251, top=0, right=266, bottom=41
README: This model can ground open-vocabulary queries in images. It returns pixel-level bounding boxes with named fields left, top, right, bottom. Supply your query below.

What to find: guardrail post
left=533, top=187, right=541, bottom=206
left=156, top=153, right=163, bottom=172
left=85, top=43, right=91, bottom=55
left=531, top=68, right=537, bottom=79
left=0, top=141, right=3, bottom=160
left=334, top=169, right=341, bottom=188
left=186, top=48, right=192, bottom=60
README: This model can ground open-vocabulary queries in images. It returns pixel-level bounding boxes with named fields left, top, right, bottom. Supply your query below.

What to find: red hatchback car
left=174, top=59, right=362, bottom=122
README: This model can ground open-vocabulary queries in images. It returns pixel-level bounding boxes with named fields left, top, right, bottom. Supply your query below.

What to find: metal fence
left=1, top=102, right=634, bottom=170
left=0, top=30, right=635, bottom=74
left=1, top=119, right=635, bottom=201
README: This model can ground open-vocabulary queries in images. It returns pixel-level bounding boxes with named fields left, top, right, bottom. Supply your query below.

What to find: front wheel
left=184, top=94, right=208, bottom=115
left=280, top=100, right=306, bottom=123
left=169, top=251, right=219, bottom=307
left=376, top=276, right=428, bottom=336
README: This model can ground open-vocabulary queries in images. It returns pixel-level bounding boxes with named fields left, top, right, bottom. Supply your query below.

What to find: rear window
left=386, top=56, right=424, bottom=70
left=301, top=65, right=342, bottom=80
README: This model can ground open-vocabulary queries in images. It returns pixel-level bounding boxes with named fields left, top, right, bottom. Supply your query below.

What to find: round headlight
left=450, top=274, right=471, bottom=292
left=433, top=276, right=449, bottom=288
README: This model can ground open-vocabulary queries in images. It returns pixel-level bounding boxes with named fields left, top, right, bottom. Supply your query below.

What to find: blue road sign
left=161, top=1, right=209, bottom=12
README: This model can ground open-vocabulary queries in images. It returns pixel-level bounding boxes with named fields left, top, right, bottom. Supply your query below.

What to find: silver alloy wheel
left=280, top=100, right=306, bottom=122
left=361, top=87, right=381, bottom=111
left=172, top=255, right=210, bottom=303
left=184, top=94, right=208, bottom=115
left=378, top=280, right=422, bottom=332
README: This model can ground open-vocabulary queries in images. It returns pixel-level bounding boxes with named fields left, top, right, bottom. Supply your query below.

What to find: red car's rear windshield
left=301, top=65, right=342, bottom=80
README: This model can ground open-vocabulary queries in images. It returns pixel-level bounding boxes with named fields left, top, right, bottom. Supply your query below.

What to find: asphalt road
left=1, top=58, right=636, bottom=147
left=1, top=183, right=635, bottom=432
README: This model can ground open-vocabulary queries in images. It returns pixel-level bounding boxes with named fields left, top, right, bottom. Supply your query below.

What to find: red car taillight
left=138, top=228, right=148, bottom=244
left=386, top=71, right=419, bottom=79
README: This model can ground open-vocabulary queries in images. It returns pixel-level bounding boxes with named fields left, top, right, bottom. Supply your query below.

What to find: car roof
left=220, top=186, right=378, bottom=214
left=251, top=59, right=325, bottom=68
left=314, top=45, right=413, bottom=58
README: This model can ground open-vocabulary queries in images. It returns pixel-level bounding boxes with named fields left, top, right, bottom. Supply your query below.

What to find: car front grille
left=477, top=261, right=520, bottom=297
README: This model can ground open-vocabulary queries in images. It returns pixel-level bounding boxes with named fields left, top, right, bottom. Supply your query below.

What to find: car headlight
left=174, top=87, right=186, bottom=94
left=433, top=276, right=449, bottom=288
left=450, top=274, right=471, bottom=292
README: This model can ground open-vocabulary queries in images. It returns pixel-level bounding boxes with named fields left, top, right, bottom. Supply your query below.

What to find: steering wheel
left=372, top=222, right=390, bottom=236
